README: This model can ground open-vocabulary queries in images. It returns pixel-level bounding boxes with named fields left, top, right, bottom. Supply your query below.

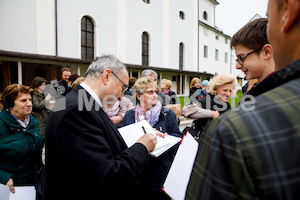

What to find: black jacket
left=194, top=94, right=231, bottom=131
left=44, top=85, right=150, bottom=200
left=57, top=80, right=72, bottom=96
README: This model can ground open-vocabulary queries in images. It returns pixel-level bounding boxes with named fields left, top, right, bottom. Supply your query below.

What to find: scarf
left=162, top=89, right=171, bottom=95
left=135, top=100, right=162, bottom=126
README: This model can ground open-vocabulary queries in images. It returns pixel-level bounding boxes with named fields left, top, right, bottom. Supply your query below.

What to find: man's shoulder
left=217, top=77, right=300, bottom=135
left=255, top=76, right=300, bottom=106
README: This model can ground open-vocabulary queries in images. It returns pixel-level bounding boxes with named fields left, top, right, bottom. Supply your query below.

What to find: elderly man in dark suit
left=44, top=55, right=157, bottom=200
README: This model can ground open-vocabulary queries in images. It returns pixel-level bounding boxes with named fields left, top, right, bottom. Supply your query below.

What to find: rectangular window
left=215, top=49, right=219, bottom=61
left=225, top=52, right=228, bottom=63
left=204, top=45, right=208, bottom=58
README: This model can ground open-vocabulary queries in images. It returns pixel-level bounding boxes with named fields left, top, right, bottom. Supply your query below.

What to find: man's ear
left=102, top=69, right=111, bottom=86
left=281, top=0, right=300, bottom=33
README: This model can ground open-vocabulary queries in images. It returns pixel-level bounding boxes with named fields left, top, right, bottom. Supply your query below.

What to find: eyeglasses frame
left=236, top=45, right=266, bottom=65
left=142, top=89, right=159, bottom=95
left=111, top=71, right=129, bottom=92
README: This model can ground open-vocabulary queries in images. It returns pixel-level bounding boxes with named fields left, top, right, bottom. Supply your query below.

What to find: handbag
left=182, top=125, right=201, bottom=142
left=181, top=102, right=202, bottom=118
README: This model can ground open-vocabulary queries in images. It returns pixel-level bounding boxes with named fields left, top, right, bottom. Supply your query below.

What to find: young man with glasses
left=185, top=0, right=300, bottom=199
left=231, top=18, right=275, bottom=93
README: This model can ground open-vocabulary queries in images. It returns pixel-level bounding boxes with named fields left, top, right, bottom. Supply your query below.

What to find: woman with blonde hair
left=189, top=77, right=201, bottom=98
left=160, top=78, right=178, bottom=104
left=183, top=74, right=238, bottom=132
left=71, top=76, right=85, bottom=89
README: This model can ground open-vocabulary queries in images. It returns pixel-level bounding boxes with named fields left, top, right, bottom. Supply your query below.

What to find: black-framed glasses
left=142, top=89, right=159, bottom=95
left=236, top=45, right=265, bottom=65
left=111, top=71, right=129, bottom=92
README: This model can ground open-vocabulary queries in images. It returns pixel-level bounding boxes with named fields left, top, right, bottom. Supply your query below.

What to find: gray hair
left=141, top=69, right=158, bottom=78
left=85, top=55, right=127, bottom=78
left=133, top=77, right=157, bottom=95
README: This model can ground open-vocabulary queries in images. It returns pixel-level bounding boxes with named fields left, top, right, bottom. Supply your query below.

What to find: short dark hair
left=30, top=76, right=47, bottom=89
left=1, top=84, right=33, bottom=109
left=69, top=74, right=80, bottom=83
left=128, top=77, right=137, bottom=88
left=231, top=18, right=269, bottom=51
left=61, top=67, right=71, bottom=75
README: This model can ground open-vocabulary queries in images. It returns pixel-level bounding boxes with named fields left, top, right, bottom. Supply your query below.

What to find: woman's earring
left=282, top=16, right=287, bottom=21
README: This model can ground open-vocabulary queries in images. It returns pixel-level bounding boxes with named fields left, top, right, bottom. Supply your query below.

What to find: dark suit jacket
left=57, top=80, right=72, bottom=96
left=44, top=85, right=150, bottom=200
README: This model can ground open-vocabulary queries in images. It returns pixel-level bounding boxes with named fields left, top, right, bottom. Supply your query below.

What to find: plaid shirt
left=185, top=59, right=300, bottom=200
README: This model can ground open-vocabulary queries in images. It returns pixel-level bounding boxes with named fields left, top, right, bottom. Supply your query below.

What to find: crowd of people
left=0, top=0, right=300, bottom=199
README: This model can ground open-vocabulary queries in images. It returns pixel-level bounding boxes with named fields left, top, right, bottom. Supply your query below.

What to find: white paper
left=10, top=186, right=36, bottom=200
left=118, top=120, right=181, bottom=157
left=0, top=184, right=10, bottom=200
left=0, top=184, right=36, bottom=200
left=163, top=132, right=199, bottom=200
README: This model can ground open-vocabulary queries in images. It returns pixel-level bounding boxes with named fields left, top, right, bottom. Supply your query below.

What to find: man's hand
left=136, top=133, right=157, bottom=153
left=6, top=178, right=15, bottom=193
left=110, top=116, right=123, bottom=125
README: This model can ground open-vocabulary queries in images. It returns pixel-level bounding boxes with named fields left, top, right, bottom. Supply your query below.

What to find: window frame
left=142, top=32, right=150, bottom=66
left=81, top=16, right=95, bottom=61
left=179, top=42, right=184, bottom=70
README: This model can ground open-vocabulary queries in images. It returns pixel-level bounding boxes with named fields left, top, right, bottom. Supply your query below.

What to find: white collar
left=80, top=82, right=102, bottom=107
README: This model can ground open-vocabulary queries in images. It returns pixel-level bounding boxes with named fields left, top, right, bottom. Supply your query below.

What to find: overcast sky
left=215, top=0, right=269, bottom=37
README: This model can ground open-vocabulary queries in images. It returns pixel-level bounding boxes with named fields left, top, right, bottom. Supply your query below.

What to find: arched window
left=203, top=11, right=208, bottom=21
left=142, top=32, right=149, bottom=66
left=81, top=16, right=94, bottom=60
left=179, top=43, right=184, bottom=70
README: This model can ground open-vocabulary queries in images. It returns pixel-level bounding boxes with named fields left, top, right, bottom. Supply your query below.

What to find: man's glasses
left=236, top=45, right=265, bottom=65
left=111, top=71, right=129, bottom=93
left=142, top=89, right=159, bottom=95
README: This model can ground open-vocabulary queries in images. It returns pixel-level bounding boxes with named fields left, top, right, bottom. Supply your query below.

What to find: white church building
left=0, top=0, right=244, bottom=96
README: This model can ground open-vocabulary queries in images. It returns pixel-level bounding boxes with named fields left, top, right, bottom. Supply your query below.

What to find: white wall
left=0, top=0, right=37, bottom=53
left=36, top=0, right=56, bottom=55
left=57, top=0, right=118, bottom=58
left=125, top=0, right=164, bottom=67
left=199, top=25, right=231, bottom=75
left=168, top=0, right=195, bottom=71
left=199, top=0, right=216, bottom=27
left=0, top=0, right=242, bottom=81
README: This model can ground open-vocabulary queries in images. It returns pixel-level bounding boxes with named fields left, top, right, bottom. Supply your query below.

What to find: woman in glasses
left=122, top=77, right=183, bottom=200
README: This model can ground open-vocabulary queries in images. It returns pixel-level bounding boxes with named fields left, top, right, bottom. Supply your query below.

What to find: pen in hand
left=142, top=126, right=147, bottom=134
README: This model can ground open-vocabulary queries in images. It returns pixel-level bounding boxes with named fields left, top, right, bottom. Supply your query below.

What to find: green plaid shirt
left=186, top=59, right=300, bottom=200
